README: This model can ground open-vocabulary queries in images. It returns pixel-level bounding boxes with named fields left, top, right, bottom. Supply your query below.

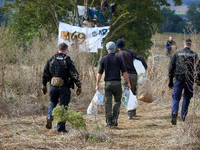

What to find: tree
left=1, top=0, right=183, bottom=57
left=2, top=0, right=74, bottom=43
left=160, top=7, right=187, bottom=33
left=186, top=3, right=200, bottom=33
left=104, top=0, right=182, bottom=58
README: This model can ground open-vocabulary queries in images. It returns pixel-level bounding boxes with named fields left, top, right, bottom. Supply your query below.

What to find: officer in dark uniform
left=42, top=43, right=81, bottom=133
left=166, top=36, right=176, bottom=58
left=168, top=39, right=199, bottom=125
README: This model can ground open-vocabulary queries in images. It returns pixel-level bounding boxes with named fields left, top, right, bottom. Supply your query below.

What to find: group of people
left=42, top=37, right=199, bottom=133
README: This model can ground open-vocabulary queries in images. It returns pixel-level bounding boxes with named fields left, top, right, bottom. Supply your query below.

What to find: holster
left=51, top=77, right=64, bottom=87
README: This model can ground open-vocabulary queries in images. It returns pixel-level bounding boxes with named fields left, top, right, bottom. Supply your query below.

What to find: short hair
left=184, top=39, right=192, bottom=46
left=59, top=43, right=68, bottom=51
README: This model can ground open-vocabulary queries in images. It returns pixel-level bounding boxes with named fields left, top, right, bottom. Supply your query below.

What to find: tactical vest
left=49, top=54, right=70, bottom=81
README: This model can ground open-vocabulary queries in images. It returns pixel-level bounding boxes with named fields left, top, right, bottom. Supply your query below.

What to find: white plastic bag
left=93, top=89, right=104, bottom=105
left=127, top=90, right=138, bottom=111
left=87, top=100, right=98, bottom=115
left=133, top=60, right=145, bottom=76
left=137, top=73, right=146, bottom=84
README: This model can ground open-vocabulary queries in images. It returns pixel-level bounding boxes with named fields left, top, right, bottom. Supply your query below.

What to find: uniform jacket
left=42, top=53, right=81, bottom=87
left=166, top=40, right=176, bottom=50
left=169, top=47, right=199, bottom=82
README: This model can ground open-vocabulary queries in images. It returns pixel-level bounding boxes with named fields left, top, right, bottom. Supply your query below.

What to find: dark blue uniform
left=42, top=53, right=81, bottom=132
left=169, top=47, right=199, bottom=121
left=166, top=40, right=176, bottom=58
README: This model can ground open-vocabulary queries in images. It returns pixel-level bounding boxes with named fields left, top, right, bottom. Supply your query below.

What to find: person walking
left=168, top=39, right=199, bottom=125
left=42, top=43, right=82, bottom=133
left=96, top=41, right=131, bottom=128
left=166, top=36, right=176, bottom=59
left=116, top=39, right=148, bottom=119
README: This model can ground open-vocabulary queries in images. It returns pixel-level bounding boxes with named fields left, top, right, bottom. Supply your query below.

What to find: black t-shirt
left=98, top=53, right=126, bottom=81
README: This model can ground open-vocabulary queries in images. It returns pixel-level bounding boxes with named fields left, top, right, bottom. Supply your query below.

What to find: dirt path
left=84, top=100, right=180, bottom=150
left=0, top=99, right=193, bottom=150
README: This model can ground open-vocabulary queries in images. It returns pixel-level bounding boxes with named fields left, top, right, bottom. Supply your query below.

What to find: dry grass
left=1, top=26, right=200, bottom=149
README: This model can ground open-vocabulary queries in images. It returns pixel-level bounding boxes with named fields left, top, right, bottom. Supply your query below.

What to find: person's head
left=58, top=43, right=68, bottom=54
left=106, top=41, right=116, bottom=53
left=116, top=39, right=125, bottom=49
left=184, top=39, right=192, bottom=48
left=169, top=36, right=173, bottom=41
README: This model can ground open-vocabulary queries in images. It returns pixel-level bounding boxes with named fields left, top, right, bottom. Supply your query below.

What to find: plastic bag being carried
left=93, top=89, right=104, bottom=105
left=137, top=73, right=146, bottom=84
left=87, top=100, right=98, bottom=115
left=127, top=90, right=138, bottom=111
left=133, top=60, right=145, bottom=76
left=137, top=79, right=153, bottom=103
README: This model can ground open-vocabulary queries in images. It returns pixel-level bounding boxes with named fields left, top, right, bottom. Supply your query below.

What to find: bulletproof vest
left=49, top=54, right=70, bottom=80
left=175, top=48, right=196, bottom=81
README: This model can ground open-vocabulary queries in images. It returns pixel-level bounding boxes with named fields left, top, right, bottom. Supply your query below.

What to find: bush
left=52, top=104, right=86, bottom=129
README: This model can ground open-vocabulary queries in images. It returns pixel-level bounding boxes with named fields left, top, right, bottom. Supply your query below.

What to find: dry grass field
left=1, top=27, right=200, bottom=149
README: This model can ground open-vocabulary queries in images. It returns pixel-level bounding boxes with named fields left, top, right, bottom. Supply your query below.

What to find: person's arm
left=166, top=41, right=170, bottom=49
left=168, top=53, right=176, bottom=89
left=68, top=60, right=81, bottom=88
left=123, top=72, right=131, bottom=89
left=42, top=60, right=50, bottom=95
left=42, top=60, right=50, bottom=87
left=169, top=53, right=176, bottom=79
left=96, top=73, right=102, bottom=90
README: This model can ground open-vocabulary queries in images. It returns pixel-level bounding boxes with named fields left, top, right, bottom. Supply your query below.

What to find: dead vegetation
left=1, top=26, right=200, bottom=149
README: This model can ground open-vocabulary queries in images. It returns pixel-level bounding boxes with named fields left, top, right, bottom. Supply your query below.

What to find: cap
left=116, top=39, right=125, bottom=48
left=106, top=41, right=116, bottom=53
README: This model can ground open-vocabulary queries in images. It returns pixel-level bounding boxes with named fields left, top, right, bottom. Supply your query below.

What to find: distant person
left=42, top=43, right=81, bottom=133
left=166, top=36, right=176, bottom=58
left=96, top=41, right=131, bottom=128
left=168, top=39, right=199, bottom=125
left=116, top=39, right=148, bottom=119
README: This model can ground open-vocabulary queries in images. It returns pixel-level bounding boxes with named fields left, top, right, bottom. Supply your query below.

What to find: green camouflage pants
left=104, top=81, right=122, bottom=123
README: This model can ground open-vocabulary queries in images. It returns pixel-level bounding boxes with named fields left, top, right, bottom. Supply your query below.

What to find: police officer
left=42, top=43, right=81, bottom=133
left=166, top=36, right=176, bottom=58
left=96, top=41, right=131, bottom=128
left=168, top=39, right=199, bottom=125
left=116, top=39, right=148, bottom=119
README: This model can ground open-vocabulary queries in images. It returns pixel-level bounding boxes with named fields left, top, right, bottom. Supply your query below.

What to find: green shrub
left=52, top=104, right=86, bottom=130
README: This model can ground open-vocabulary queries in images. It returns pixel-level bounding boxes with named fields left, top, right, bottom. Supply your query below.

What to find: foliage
left=1, top=0, right=183, bottom=58
left=186, top=3, right=200, bottom=33
left=103, top=0, right=182, bottom=59
left=1, top=0, right=73, bottom=44
left=52, top=104, right=86, bottom=129
left=160, top=7, right=187, bottom=33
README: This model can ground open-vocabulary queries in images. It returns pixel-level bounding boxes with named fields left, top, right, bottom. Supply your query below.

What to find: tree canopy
left=186, top=2, right=200, bottom=33
left=160, top=7, right=187, bottom=33
left=1, top=0, right=183, bottom=58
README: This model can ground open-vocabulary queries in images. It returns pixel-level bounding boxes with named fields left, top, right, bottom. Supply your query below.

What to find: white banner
left=58, top=22, right=110, bottom=53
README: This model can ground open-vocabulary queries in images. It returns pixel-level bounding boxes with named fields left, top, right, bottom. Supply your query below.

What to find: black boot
left=171, top=113, right=177, bottom=125
left=46, top=118, right=52, bottom=129
left=106, top=118, right=112, bottom=128
left=112, top=117, right=118, bottom=126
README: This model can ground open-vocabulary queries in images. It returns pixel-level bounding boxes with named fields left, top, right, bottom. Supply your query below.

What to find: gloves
left=76, top=87, right=81, bottom=95
left=168, top=78, right=173, bottom=89
left=42, top=86, right=47, bottom=95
